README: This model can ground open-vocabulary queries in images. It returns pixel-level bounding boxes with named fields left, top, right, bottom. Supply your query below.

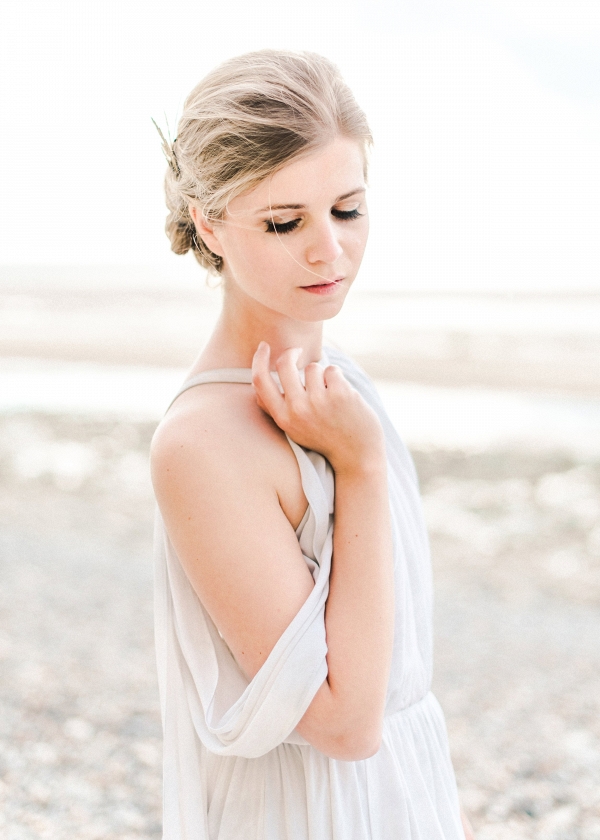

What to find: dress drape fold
left=153, top=347, right=463, bottom=839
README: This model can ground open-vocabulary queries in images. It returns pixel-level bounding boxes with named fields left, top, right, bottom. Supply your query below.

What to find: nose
left=305, top=217, right=344, bottom=266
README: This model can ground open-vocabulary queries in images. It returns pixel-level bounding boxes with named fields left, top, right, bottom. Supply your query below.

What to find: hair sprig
left=152, top=117, right=181, bottom=177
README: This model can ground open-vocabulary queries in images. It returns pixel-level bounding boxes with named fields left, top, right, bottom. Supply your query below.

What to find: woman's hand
left=251, top=342, right=385, bottom=475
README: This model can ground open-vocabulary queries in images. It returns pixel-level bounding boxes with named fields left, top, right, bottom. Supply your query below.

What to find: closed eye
left=331, top=207, right=364, bottom=220
left=265, top=218, right=301, bottom=235
left=265, top=206, right=364, bottom=234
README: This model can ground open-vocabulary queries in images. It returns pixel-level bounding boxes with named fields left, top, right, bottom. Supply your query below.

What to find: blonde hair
left=159, top=49, right=373, bottom=273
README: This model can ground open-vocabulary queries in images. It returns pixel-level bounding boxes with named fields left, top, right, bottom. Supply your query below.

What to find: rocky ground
left=418, top=449, right=600, bottom=839
left=0, top=412, right=599, bottom=839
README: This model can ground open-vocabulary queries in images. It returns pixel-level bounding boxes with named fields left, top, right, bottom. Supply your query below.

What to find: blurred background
left=1, top=1, right=600, bottom=838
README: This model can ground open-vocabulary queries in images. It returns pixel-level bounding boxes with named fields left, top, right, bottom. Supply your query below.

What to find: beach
left=1, top=266, right=600, bottom=839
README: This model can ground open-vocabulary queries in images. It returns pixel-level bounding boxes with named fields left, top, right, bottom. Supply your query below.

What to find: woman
left=151, top=49, right=474, bottom=839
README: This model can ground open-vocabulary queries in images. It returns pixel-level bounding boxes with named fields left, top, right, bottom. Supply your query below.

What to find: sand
left=1, top=412, right=599, bottom=839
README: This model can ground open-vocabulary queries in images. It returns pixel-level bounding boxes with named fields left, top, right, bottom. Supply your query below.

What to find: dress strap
left=166, top=368, right=253, bottom=413
left=166, top=347, right=331, bottom=414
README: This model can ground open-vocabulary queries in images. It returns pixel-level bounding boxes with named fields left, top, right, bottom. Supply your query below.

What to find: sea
left=1, top=264, right=599, bottom=455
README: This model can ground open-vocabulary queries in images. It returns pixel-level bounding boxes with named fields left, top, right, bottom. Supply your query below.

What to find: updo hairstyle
left=159, top=49, right=372, bottom=274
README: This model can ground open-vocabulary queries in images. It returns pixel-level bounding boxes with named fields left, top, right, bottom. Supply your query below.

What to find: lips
left=300, top=277, right=344, bottom=295
left=301, top=276, right=343, bottom=288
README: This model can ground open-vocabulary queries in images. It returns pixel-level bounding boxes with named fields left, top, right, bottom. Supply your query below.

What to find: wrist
left=331, top=443, right=387, bottom=480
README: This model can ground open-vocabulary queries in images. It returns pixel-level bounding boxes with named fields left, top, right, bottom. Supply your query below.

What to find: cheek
left=245, top=236, right=303, bottom=280
left=347, top=221, right=369, bottom=257
left=225, top=234, right=292, bottom=291
left=221, top=232, right=264, bottom=273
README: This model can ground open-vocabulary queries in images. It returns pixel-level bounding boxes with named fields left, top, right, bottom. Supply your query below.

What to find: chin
left=295, top=295, right=349, bottom=323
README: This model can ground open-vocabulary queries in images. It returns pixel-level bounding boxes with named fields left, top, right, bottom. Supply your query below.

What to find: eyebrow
left=255, top=187, right=366, bottom=214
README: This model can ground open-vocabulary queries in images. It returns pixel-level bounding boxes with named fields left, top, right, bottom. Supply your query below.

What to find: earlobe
left=188, top=203, right=225, bottom=258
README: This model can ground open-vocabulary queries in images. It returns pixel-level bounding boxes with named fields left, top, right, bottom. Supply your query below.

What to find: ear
left=189, top=204, right=225, bottom=258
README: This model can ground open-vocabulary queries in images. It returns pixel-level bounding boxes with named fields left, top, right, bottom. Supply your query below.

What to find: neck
left=196, top=284, right=324, bottom=371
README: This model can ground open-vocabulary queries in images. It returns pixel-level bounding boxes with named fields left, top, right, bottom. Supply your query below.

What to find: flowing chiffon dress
left=153, top=345, right=464, bottom=839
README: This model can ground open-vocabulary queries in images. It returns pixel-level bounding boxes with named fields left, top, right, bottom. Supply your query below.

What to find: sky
left=1, top=0, right=599, bottom=291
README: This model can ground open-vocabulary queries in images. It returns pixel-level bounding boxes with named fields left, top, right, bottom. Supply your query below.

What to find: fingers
left=252, top=343, right=284, bottom=417
left=254, top=346, right=341, bottom=430
left=275, top=348, right=305, bottom=401
left=304, top=361, right=326, bottom=394
left=255, top=392, right=268, bottom=413
left=323, top=364, right=346, bottom=390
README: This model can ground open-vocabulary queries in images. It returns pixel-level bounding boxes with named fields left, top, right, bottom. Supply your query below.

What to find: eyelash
left=265, top=207, right=364, bottom=235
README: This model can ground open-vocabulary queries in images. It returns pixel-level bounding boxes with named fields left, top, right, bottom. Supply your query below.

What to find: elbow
left=297, top=687, right=385, bottom=761
left=361, top=731, right=383, bottom=759
left=342, top=730, right=382, bottom=762
left=324, top=723, right=383, bottom=762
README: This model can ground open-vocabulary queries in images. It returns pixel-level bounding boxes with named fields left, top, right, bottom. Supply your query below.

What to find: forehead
left=230, top=136, right=366, bottom=213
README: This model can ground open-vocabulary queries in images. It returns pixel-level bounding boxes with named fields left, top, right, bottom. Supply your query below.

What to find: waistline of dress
left=384, top=690, right=434, bottom=722
left=284, top=691, right=436, bottom=746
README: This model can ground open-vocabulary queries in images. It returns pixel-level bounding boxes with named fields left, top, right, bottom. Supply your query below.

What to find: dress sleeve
left=154, top=441, right=335, bottom=758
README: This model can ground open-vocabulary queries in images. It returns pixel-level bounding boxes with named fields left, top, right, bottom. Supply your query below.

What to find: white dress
left=153, top=346, right=464, bottom=839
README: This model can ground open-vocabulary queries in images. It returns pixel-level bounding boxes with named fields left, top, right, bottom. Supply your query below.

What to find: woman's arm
left=251, top=344, right=395, bottom=760
left=294, top=455, right=394, bottom=759
left=151, top=344, right=394, bottom=761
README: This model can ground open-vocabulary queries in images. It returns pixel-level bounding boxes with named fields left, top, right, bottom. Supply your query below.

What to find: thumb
left=255, top=393, right=270, bottom=415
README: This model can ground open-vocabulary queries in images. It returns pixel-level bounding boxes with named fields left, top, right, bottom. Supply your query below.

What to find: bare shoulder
left=151, top=381, right=307, bottom=529
left=150, top=381, right=314, bottom=682
left=151, top=381, right=287, bottom=484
